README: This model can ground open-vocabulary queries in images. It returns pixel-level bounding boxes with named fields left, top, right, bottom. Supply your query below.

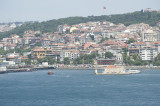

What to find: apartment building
left=32, top=47, right=51, bottom=59
left=142, top=29, right=159, bottom=42
left=60, top=50, right=80, bottom=61
left=140, top=46, right=158, bottom=61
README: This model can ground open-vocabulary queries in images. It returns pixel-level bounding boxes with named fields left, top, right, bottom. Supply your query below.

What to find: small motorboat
left=48, top=71, right=54, bottom=75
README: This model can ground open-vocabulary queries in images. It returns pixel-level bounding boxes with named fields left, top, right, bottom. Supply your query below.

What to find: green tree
left=73, top=57, right=82, bottom=64
left=127, top=38, right=136, bottom=44
left=134, top=60, right=142, bottom=66
left=0, top=48, right=5, bottom=55
left=100, top=37, right=108, bottom=43
left=142, top=61, right=149, bottom=66
left=73, top=53, right=99, bottom=65
left=35, top=33, right=41, bottom=37
left=47, top=56, right=56, bottom=65
left=22, top=59, right=31, bottom=65
left=63, top=57, right=70, bottom=65
left=132, top=54, right=137, bottom=60
left=123, top=48, right=128, bottom=55
left=105, top=52, right=113, bottom=59
left=153, top=53, right=160, bottom=66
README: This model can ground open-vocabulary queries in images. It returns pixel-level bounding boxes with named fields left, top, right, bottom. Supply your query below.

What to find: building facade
left=140, top=46, right=158, bottom=61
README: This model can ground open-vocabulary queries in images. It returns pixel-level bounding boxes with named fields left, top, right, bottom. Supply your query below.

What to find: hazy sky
left=0, top=0, right=159, bottom=23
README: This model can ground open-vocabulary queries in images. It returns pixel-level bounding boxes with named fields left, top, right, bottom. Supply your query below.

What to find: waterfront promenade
left=55, top=64, right=160, bottom=70
left=3, top=64, right=160, bottom=73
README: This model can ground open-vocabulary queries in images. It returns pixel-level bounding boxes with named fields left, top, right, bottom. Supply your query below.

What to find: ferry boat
left=95, top=65, right=140, bottom=75
left=48, top=71, right=54, bottom=75
left=0, top=66, right=7, bottom=74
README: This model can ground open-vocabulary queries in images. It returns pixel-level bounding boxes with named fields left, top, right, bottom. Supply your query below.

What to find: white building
left=60, top=50, right=80, bottom=61
left=142, top=29, right=158, bottom=42
left=115, top=53, right=123, bottom=65
left=140, top=46, right=158, bottom=61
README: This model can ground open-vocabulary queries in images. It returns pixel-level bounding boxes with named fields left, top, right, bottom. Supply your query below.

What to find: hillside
left=0, top=10, right=160, bottom=39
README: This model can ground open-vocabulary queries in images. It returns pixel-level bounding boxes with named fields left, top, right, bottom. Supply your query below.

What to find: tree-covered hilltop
left=0, top=10, right=160, bottom=39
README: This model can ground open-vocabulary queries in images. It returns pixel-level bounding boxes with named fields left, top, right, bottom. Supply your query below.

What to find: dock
left=6, top=66, right=55, bottom=73
left=7, top=68, right=33, bottom=73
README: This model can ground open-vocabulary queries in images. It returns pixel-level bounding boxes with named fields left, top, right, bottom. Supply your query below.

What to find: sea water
left=0, top=69, right=160, bottom=106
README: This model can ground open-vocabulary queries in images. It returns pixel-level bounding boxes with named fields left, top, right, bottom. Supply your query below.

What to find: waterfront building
left=97, top=58, right=115, bottom=65
left=115, top=53, right=123, bottom=65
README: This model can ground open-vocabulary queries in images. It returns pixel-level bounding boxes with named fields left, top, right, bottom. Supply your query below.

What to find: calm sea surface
left=0, top=69, right=160, bottom=106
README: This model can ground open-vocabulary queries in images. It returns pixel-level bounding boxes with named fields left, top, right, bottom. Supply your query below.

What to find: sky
left=0, top=0, right=160, bottom=23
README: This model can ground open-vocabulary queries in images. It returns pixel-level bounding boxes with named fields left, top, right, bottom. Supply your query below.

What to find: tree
left=0, top=48, right=5, bottom=55
left=73, top=57, right=82, bottom=64
left=127, top=38, right=136, bottom=44
left=63, top=57, right=70, bottom=65
left=153, top=53, right=160, bottom=66
left=35, top=33, right=41, bottom=37
left=154, top=61, right=160, bottom=66
left=141, top=9, right=144, bottom=13
left=122, top=48, right=128, bottom=55
left=46, top=56, right=56, bottom=65
left=142, top=61, right=149, bottom=66
left=73, top=53, right=99, bottom=65
left=132, top=54, right=137, bottom=60
left=22, top=59, right=31, bottom=65
left=105, top=52, right=113, bottom=59
left=100, top=37, right=108, bottom=43
left=134, top=60, right=142, bottom=66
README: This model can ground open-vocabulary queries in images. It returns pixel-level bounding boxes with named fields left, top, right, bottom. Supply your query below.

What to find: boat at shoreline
left=0, top=66, right=7, bottom=74
left=33, top=66, right=55, bottom=70
left=95, top=65, right=140, bottom=75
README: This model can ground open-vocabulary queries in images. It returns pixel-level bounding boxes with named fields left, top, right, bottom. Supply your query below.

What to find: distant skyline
left=0, top=0, right=159, bottom=23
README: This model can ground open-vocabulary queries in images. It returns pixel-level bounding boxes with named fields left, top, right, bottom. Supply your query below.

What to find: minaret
left=94, top=58, right=98, bottom=75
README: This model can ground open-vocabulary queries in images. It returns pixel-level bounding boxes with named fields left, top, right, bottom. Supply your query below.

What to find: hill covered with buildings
left=0, top=10, right=160, bottom=40
left=0, top=9, right=160, bottom=67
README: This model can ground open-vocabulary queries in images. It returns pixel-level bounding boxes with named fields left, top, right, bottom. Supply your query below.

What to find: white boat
left=0, top=66, right=7, bottom=74
left=95, top=65, right=140, bottom=75
left=127, top=69, right=140, bottom=74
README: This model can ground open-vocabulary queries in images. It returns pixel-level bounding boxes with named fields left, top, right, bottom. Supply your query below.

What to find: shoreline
left=1, top=65, right=159, bottom=74
left=55, top=65, right=160, bottom=70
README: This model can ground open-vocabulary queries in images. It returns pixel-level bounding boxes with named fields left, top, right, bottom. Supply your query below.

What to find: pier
left=6, top=65, right=55, bottom=73
left=7, top=68, right=33, bottom=73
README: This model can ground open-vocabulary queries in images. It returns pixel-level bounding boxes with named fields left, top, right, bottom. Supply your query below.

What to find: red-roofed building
left=83, top=42, right=100, bottom=50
